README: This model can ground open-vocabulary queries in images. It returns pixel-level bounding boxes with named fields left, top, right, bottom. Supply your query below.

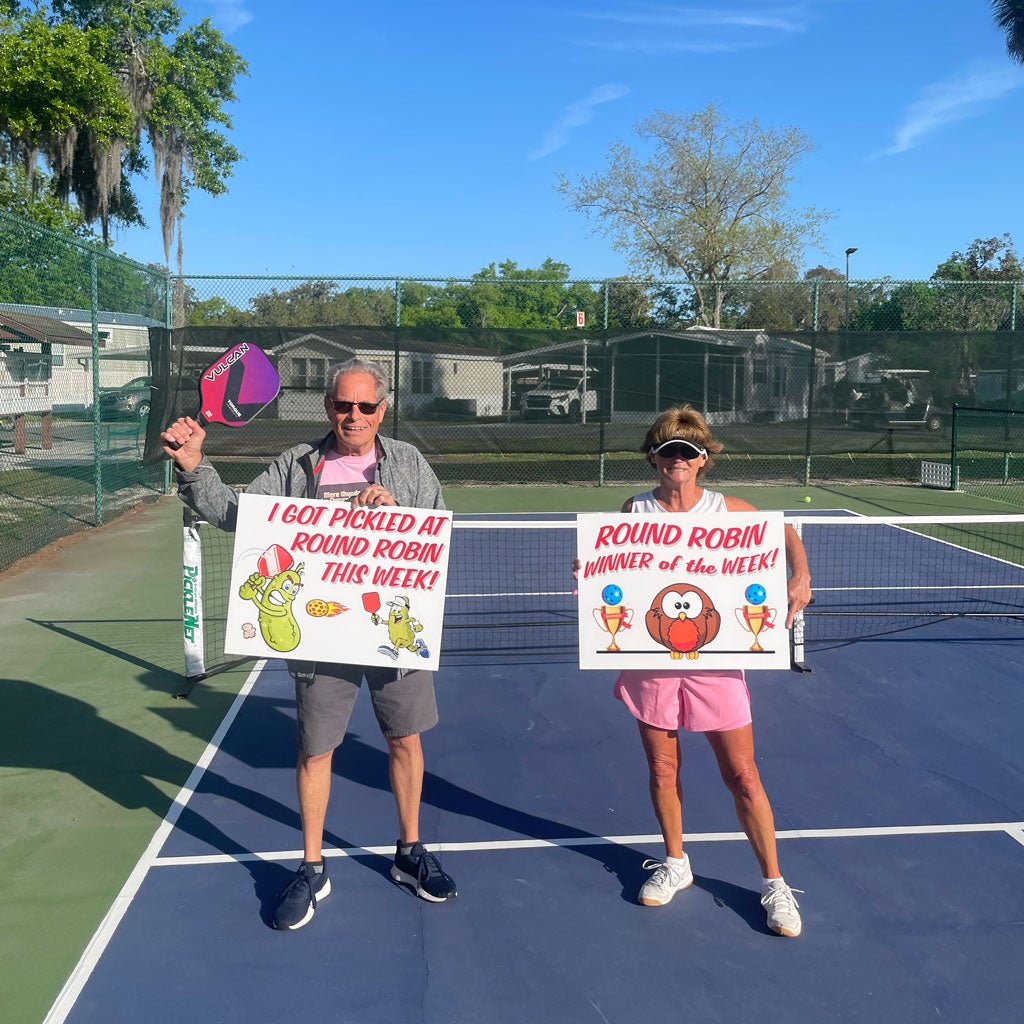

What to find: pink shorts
left=614, top=669, right=751, bottom=733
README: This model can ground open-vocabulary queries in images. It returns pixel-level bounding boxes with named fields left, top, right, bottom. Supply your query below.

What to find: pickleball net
left=179, top=509, right=1024, bottom=687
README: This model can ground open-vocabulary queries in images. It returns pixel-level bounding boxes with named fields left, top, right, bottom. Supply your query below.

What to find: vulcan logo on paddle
left=203, top=342, right=250, bottom=382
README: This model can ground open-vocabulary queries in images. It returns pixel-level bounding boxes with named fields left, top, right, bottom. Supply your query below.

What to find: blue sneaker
left=390, top=842, right=457, bottom=902
left=273, top=862, right=330, bottom=930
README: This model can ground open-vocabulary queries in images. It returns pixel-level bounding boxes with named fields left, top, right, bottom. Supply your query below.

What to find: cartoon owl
left=645, top=583, right=721, bottom=659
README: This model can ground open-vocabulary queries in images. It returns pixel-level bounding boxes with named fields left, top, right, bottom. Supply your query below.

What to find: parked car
left=847, top=380, right=945, bottom=431
left=520, top=369, right=599, bottom=421
left=98, top=376, right=152, bottom=420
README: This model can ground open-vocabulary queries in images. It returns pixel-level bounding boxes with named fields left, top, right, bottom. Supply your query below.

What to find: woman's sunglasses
left=330, top=399, right=383, bottom=415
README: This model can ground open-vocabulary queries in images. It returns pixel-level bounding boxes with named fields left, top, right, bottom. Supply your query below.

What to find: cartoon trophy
left=593, top=583, right=633, bottom=652
left=734, top=583, right=777, bottom=652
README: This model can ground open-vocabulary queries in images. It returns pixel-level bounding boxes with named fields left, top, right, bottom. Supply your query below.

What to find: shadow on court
left=27, top=617, right=201, bottom=698
left=0, top=679, right=306, bottom=897
left=171, top=716, right=673, bottom=926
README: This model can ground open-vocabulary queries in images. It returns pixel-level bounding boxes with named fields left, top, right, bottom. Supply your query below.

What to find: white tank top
left=628, top=488, right=728, bottom=514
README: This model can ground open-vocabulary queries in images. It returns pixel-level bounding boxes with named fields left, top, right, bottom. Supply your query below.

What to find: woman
left=614, top=405, right=811, bottom=936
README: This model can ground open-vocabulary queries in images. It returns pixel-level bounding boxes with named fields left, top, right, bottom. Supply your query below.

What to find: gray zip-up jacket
left=175, top=431, right=445, bottom=530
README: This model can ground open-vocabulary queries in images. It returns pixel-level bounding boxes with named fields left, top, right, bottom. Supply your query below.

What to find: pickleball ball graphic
left=744, top=583, right=767, bottom=605
left=306, top=598, right=346, bottom=617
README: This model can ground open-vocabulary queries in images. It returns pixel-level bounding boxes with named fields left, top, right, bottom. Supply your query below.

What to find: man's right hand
left=160, top=416, right=206, bottom=472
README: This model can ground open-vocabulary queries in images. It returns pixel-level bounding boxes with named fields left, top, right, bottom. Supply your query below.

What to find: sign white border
left=576, top=511, right=790, bottom=670
left=225, top=493, right=452, bottom=670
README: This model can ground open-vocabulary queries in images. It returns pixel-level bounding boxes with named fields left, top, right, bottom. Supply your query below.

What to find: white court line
left=42, top=644, right=1024, bottom=1021
left=152, top=821, right=1024, bottom=868
left=43, top=660, right=269, bottom=1024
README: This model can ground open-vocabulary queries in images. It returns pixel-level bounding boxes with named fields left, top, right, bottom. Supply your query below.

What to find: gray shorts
left=294, top=663, right=438, bottom=756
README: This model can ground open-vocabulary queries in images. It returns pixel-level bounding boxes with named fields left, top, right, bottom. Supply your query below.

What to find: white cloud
left=529, top=84, right=630, bottom=161
left=882, top=63, right=1024, bottom=156
left=205, top=0, right=254, bottom=33
left=573, top=3, right=810, bottom=54
left=584, top=6, right=807, bottom=33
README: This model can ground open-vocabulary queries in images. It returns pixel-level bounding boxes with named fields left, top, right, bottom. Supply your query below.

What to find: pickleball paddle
left=195, top=341, right=280, bottom=427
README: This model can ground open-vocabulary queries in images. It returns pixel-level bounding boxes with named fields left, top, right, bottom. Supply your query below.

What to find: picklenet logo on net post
left=183, top=564, right=200, bottom=642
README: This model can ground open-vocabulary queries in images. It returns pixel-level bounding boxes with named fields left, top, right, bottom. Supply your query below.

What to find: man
left=161, top=357, right=457, bottom=930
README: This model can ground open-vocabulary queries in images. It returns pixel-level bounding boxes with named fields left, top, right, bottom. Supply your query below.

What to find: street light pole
left=844, top=247, right=858, bottom=329
left=844, top=247, right=858, bottom=365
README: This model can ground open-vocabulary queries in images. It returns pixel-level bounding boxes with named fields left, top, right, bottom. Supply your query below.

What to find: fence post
left=392, top=281, right=402, bottom=439
left=597, top=337, right=609, bottom=485
left=164, top=270, right=174, bottom=494
left=803, top=336, right=816, bottom=487
left=90, top=251, right=104, bottom=523
left=950, top=404, right=960, bottom=491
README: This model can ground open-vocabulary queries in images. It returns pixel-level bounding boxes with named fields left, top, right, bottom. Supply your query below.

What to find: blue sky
left=113, top=1, right=1024, bottom=283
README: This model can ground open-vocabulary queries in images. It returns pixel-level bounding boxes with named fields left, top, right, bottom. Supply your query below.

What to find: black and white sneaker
left=273, top=862, right=331, bottom=930
left=390, top=841, right=457, bottom=902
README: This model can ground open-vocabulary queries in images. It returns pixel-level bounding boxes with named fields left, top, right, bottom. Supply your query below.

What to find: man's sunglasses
left=650, top=439, right=707, bottom=461
left=330, top=399, right=384, bottom=415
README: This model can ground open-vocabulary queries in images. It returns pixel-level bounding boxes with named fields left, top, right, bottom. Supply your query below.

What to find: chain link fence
left=179, top=274, right=1022, bottom=334
left=5, top=214, right=1024, bottom=574
left=147, top=323, right=1024, bottom=499
left=951, top=406, right=1024, bottom=507
left=0, top=210, right=170, bottom=573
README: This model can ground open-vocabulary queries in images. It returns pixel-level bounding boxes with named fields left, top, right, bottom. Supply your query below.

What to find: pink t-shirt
left=316, top=446, right=378, bottom=502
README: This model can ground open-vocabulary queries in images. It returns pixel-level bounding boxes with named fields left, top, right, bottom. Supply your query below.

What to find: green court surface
left=450, top=481, right=1023, bottom=515
left=1, top=480, right=1019, bottom=1023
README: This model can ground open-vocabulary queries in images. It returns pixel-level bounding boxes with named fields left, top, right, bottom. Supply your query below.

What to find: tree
left=246, top=281, right=396, bottom=327
left=0, top=204, right=167, bottom=314
left=882, top=235, right=1023, bottom=332
left=993, top=1, right=1024, bottom=63
left=556, top=104, right=831, bottom=327
left=0, top=1, right=246, bottom=263
left=0, top=164, right=88, bottom=234
left=603, top=277, right=656, bottom=329
left=456, top=259, right=588, bottom=329
left=932, top=234, right=1022, bottom=282
left=186, top=294, right=249, bottom=327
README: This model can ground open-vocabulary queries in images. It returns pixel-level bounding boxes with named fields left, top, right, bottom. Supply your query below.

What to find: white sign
left=225, top=493, right=452, bottom=671
left=576, top=511, right=790, bottom=670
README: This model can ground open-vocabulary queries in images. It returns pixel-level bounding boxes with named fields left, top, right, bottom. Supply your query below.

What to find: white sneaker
left=638, top=856, right=693, bottom=906
left=761, top=880, right=803, bottom=936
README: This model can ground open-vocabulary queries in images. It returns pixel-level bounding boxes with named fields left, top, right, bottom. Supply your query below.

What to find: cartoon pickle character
left=238, top=562, right=305, bottom=653
left=370, top=594, right=429, bottom=660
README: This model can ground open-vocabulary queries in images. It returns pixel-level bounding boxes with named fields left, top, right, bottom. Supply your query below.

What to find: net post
left=789, top=517, right=811, bottom=672
left=176, top=506, right=208, bottom=699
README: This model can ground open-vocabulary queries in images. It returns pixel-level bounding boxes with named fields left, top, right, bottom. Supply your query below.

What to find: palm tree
left=993, top=1, right=1024, bottom=63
